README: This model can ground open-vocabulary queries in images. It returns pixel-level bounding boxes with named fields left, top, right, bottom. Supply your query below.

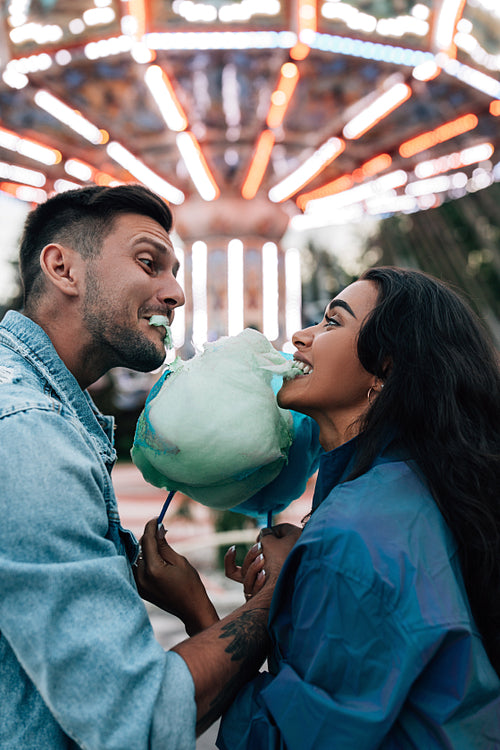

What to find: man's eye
left=139, top=258, right=154, bottom=269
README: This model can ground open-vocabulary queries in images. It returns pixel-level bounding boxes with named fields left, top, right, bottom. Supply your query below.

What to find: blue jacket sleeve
left=0, top=407, right=196, bottom=750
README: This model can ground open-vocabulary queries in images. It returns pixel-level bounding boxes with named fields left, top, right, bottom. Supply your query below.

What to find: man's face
left=82, top=212, right=185, bottom=373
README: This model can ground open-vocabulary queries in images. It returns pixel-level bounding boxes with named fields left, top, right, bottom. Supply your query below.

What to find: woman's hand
left=134, top=518, right=219, bottom=636
left=225, top=523, right=302, bottom=601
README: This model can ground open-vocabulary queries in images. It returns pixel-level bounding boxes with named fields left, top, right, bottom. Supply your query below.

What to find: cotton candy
left=131, top=328, right=305, bottom=510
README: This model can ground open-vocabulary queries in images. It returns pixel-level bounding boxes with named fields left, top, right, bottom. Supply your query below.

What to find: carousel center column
left=172, top=195, right=293, bottom=355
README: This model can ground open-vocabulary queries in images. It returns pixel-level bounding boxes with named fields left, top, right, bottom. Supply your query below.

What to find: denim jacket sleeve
left=0, top=400, right=196, bottom=750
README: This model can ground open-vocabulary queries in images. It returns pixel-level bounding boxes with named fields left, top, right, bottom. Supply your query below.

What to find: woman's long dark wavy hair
left=352, top=266, right=500, bottom=676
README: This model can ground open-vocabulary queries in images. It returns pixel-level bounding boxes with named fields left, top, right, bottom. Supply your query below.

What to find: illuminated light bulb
left=285, top=247, right=302, bottom=341
left=262, top=242, right=279, bottom=342
left=106, top=141, right=185, bottom=204
left=69, top=18, right=85, bottom=34
left=412, top=4, right=430, bottom=21
left=439, top=57, right=500, bottom=97
left=414, top=143, right=494, bottom=179
left=291, top=204, right=363, bottom=230
left=9, top=22, right=63, bottom=45
left=297, top=174, right=353, bottom=211
left=55, top=49, right=72, bottom=66
left=306, top=170, right=407, bottom=213
left=432, top=0, right=466, bottom=57
left=131, top=42, right=155, bottom=63
left=490, top=100, right=500, bottom=116
left=124, top=0, right=148, bottom=38
left=145, top=65, right=188, bottom=131
left=34, top=90, right=107, bottom=145
left=399, top=113, right=478, bottom=158
left=0, top=161, right=46, bottom=187
left=266, top=63, right=299, bottom=129
left=405, top=173, right=465, bottom=196
left=241, top=130, right=275, bottom=200
left=64, top=159, right=93, bottom=181
left=290, top=42, right=310, bottom=61
left=290, top=0, right=316, bottom=59
left=366, top=193, right=418, bottom=216
left=0, top=126, right=61, bottom=165
left=54, top=178, right=82, bottom=192
left=343, top=83, right=412, bottom=139
left=82, top=7, right=115, bottom=25
left=2, top=69, right=29, bottom=89
left=170, top=246, right=185, bottom=349
left=176, top=131, right=220, bottom=201
left=413, top=59, right=440, bottom=81
left=268, top=137, right=345, bottom=202
left=94, top=171, right=122, bottom=187
left=191, top=240, right=208, bottom=351
left=145, top=30, right=296, bottom=51
left=0, top=182, right=47, bottom=204
left=227, top=239, right=244, bottom=336
left=353, top=153, right=392, bottom=181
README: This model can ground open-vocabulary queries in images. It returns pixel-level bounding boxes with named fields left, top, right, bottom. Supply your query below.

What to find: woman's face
left=278, top=279, right=379, bottom=448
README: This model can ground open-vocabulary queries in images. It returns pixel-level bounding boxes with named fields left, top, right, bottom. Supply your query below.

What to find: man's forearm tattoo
left=219, top=609, right=270, bottom=661
left=196, top=608, right=271, bottom=734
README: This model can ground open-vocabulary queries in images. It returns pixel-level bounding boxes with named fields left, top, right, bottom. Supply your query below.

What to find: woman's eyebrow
left=327, top=299, right=356, bottom=318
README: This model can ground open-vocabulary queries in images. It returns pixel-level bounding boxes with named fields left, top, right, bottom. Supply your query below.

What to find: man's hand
left=134, top=519, right=219, bottom=635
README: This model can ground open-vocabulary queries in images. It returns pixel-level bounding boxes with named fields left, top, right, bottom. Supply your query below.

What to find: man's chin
left=116, top=337, right=166, bottom=373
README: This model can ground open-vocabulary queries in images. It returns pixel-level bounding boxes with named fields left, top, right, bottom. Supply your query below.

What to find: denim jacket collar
left=0, top=310, right=116, bottom=465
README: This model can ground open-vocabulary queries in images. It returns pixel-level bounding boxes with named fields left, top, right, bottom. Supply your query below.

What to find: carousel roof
left=0, top=1, right=500, bottom=232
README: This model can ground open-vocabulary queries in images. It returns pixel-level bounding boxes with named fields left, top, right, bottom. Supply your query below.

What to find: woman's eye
left=324, top=316, right=340, bottom=327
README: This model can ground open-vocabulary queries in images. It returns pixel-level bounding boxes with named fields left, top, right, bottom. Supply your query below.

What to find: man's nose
left=158, top=274, right=185, bottom=309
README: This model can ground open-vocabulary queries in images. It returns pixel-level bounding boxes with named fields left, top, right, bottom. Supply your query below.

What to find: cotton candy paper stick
left=157, top=489, right=176, bottom=528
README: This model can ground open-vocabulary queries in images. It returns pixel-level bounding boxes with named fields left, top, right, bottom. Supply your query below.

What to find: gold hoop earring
left=367, top=386, right=376, bottom=404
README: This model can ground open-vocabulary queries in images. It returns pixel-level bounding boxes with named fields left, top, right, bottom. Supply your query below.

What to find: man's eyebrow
left=327, top=299, right=356, bottom=318
left=133, top=236, right=170, bottom=255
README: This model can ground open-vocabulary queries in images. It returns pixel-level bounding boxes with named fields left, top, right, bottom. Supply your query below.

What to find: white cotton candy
left=149, top=315, right=173, bottom=349
left=131, top=328, right=301, bottom=509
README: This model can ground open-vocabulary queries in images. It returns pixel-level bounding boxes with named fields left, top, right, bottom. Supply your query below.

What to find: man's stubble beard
left=82, top=267, right=166, bottom=373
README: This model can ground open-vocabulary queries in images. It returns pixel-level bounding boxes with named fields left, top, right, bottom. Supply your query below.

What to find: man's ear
left=39, top=243, right=83, bottom=298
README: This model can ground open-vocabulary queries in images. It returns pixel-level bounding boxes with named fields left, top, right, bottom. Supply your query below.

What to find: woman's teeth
left=294, top=360, right=313, bottom=375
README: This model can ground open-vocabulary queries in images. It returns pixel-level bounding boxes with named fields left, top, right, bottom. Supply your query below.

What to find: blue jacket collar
left=0, top=310, right=115, bottom=458
left=312, top=436, right=359, bottom=511
left=312, top=432, right=409, bottom=511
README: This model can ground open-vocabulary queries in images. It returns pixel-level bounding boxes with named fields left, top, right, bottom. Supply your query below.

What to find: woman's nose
left=292, top=325, right=314, bottom=349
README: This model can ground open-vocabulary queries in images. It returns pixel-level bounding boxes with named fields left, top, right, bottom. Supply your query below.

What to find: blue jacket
left=0, top=311, right=196, bottom=750
left=218, top=438, right=500, bottom=749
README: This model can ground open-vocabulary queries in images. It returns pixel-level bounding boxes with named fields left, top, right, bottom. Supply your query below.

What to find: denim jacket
left=0, top=311, right=196, bottom=750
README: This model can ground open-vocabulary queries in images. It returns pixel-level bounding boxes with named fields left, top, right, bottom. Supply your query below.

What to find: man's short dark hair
left=19, top=184, right=173, bottom=306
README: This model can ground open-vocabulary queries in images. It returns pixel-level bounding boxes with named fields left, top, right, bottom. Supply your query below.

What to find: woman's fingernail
left=258, top=569, right=266, bottom=580
left=251, top=541, right=262, bottom=553
left=257, top=553, right=264, bottom=563
left=229, top=545, right=236, bottom=553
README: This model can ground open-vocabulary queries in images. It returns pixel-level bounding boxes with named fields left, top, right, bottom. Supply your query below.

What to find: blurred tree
left=362, top=183, right=500, bottom=346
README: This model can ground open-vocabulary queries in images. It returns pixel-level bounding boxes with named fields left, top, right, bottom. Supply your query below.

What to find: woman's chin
left=277, top=378, right=303, bottom=412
